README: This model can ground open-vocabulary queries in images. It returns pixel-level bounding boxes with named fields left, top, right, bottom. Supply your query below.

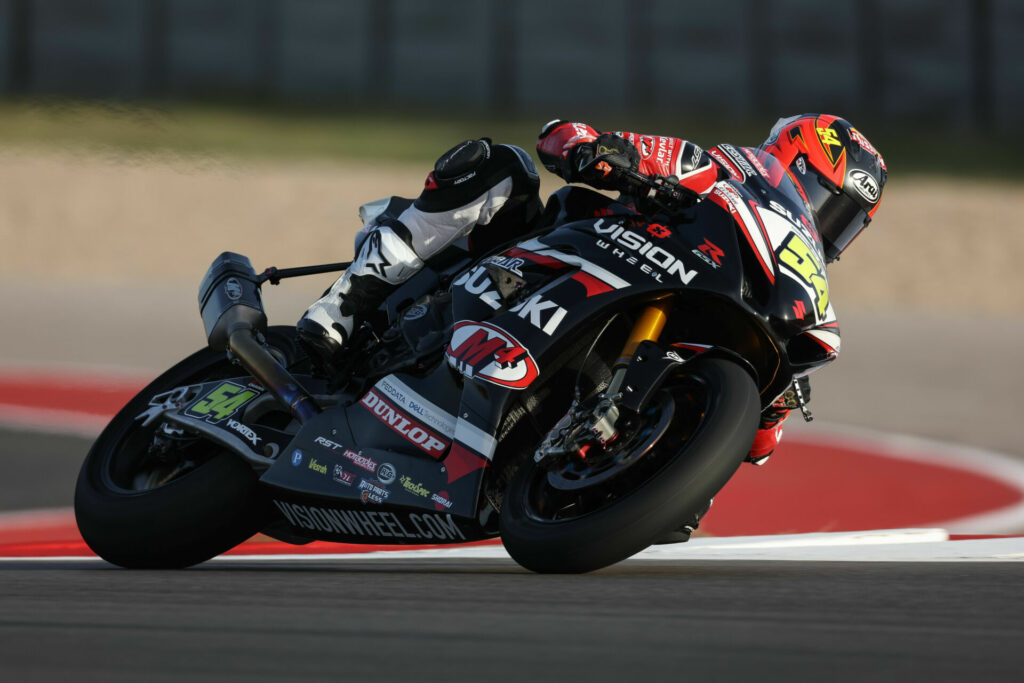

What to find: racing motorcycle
left=75, top=155, right=825, bottom=573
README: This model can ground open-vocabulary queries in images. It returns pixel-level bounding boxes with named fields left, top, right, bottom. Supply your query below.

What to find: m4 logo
left=778, top=234, right=829, bottom=319
left=445, top=321, right=539, bottom=390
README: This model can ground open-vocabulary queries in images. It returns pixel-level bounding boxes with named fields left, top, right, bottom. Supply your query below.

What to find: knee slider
left=434, top=139, right=491, bottom=183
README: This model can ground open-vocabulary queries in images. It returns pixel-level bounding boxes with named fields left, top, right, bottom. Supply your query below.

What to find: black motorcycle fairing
left=243, top=179, right=832, bottom=546
left=139, top=374, right=328, bottom=471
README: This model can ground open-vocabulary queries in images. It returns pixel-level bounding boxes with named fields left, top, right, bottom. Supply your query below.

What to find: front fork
left=535, top=297, right=674, bottom=462
left=589, top=296, right=674, bottom=444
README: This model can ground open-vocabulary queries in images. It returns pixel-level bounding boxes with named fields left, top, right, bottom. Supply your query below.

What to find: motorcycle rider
left=298, top=114, right=887, bottom=472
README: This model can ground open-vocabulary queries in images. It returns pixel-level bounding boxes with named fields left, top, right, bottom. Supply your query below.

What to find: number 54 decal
left=185, top=381, right=259, bottom=422
left=778, top=234, right=830, bottom=319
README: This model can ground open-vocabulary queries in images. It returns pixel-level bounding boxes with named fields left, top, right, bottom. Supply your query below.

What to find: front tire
left=74, top=327, right=303, bottom=568
left=499, top=358, right=760, bottom=573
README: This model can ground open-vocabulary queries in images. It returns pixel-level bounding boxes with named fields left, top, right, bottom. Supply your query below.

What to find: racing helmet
left=759, top=114, right=887, bottom=262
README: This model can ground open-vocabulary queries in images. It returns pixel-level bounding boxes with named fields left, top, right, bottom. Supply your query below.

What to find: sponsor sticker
left=403, top=303, right=428, bottom=321
left=273, top=500, right=467, bottom=541
left=361, top=230, right=391, bottom=277
left=358, top=478, right=391, bottom=504
left=508, top=294, right=568, bottom=336
left=226, top=419, right=260, bottom=447
left=647, top=223, right=671, bottom=239
left=720, top=145, right=758, bottom=179
left=224, top=278, right=243, bottom=301
left=431, top=492, right=454, bottom=510
left=375, top=376, right=457, bottom=437
left=400, top=475, right=431, bottom=498
left=639, top=136, right=655, bottom=159
left=452, top=265, right=567, bottom=335
left=359, top=391, right=450, bottom=457
left=291, top=450, right=303, bottom=466
left=445, top=321, right=539, bottom=390
left=486, top=254, right=526, bottom=276
left=592, top=218, right=698, bottom=285
left=313, top=436, right=379, bottom=473
left=692, top=239, right=724, bottom=268
left=377, top=463, right=397, bottom=485
left=708, top=147, right=744, bottom=181
left=308, top=458, right=327, bottom=475
left=333, top=464, right=355, bottom=486
left=742, top=148, right=770, bottom=179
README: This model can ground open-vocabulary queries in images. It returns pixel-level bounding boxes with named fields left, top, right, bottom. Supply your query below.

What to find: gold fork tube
left=616, top=296, right=674, bottom=366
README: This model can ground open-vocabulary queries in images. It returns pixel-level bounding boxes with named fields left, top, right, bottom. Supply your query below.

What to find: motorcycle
left=75, top=154, right=826, bottom=573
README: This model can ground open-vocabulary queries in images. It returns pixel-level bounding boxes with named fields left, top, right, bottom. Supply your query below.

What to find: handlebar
left=616, top=168, right=701, bottom=213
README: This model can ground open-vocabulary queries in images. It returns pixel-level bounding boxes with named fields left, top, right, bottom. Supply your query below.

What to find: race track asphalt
left=3, top=427, right=1024, bottom=681
left=1, top=559, right=1022, bottom=682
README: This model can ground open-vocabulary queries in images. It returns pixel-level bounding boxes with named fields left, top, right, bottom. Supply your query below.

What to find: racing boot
left=297, top=138, right=541, bottom=376
left=297, top=222, right=423, bottom=377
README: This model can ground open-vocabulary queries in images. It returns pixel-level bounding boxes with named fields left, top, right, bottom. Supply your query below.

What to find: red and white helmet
left=759, top=114, right=887, bottom=262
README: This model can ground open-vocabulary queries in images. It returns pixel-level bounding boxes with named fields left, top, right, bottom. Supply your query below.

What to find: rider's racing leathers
left=299, top=120, right=839, bottom=464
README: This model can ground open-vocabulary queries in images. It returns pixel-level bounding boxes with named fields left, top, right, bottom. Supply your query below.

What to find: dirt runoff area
left=0, top=148, right=1021, bottom=314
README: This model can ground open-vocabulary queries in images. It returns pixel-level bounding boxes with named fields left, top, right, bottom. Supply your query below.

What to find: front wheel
left=499, top=357, right=760, bottom=573
left=74, top=327, right=305, bottom=568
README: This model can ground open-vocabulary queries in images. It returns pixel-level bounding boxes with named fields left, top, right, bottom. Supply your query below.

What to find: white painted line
left=4, top=530, right=1024, bottom=563
left=199, top=529, right=1024, bottom=563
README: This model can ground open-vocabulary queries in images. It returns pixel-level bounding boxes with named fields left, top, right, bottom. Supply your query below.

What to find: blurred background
left=0, top=0, right=1022, bottom=515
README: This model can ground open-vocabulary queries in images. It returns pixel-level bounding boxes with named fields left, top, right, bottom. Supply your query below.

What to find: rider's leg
left=297, top=139, right=540, bottom=372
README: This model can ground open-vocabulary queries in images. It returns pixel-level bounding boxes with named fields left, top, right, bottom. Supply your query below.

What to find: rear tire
left=74, top=327, right=302, bottom=568
left=499, top=358, right=760, bottom=573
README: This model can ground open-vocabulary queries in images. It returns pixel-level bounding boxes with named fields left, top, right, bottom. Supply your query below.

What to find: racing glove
left=569, top=133, right=642, bottom=190
left=537, top=121, right=640, bottom=190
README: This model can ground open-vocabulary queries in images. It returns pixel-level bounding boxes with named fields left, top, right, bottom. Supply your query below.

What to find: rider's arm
left=536, top=120, right=719, bottom=199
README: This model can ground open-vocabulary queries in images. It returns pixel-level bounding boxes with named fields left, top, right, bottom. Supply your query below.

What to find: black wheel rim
left=521, top=373, right=712, bottom=524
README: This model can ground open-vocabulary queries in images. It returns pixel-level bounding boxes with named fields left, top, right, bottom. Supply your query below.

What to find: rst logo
left=445, top=321, right=539, bottom=390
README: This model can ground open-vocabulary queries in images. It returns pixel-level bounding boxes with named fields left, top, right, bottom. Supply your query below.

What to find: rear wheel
left=499, top=358, right=760, bottom=573
left=74, top=327, right=304, bottom=568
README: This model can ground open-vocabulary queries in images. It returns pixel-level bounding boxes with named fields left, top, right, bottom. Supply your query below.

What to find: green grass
left=0, top=98, right=1011, bottom=180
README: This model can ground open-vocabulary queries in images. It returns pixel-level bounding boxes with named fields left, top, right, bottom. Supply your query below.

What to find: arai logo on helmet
left=849, top=170, right=880, bottom=203
left=445, top=321, right=539, bottom=390
left=224, top=277, right=243, bottom=301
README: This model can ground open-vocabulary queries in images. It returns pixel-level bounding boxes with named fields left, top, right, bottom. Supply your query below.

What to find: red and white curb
left=3, top=368, right=1024, bottom=560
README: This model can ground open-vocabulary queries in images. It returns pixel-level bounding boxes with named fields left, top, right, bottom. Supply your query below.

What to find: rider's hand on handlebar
left=568, top=133, right=641, bottom=190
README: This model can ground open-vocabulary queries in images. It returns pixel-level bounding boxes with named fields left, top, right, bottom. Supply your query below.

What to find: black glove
left=567, top=133, right=641, bottom=190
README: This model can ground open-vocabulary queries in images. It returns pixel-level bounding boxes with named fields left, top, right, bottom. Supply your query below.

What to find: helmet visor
left=799, top=171, right=870, bottom=261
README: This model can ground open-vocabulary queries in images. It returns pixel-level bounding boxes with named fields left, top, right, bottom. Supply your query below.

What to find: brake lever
left=618, top=169, right=698, bottom=213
